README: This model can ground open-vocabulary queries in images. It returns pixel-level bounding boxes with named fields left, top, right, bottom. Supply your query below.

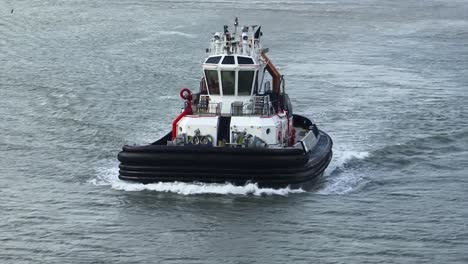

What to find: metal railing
left=191, top=95, right=275, bottom=117
left=192, top=97, right=222, bottom=116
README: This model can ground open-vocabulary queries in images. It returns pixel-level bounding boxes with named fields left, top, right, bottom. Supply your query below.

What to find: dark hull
left=118, top=130, right=333, bottom=190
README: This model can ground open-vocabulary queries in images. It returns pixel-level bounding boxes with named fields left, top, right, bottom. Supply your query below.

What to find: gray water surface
left=1, top=0, right=467, bottom=263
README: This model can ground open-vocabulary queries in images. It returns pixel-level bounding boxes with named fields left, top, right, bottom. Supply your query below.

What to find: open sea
left=1, top=0, right=467, bottom=263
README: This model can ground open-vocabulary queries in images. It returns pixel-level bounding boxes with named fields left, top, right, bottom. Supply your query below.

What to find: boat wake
left=90, top=161, right=305, bottom=196
left=317, top=150, right=370, bottom=195
left=92, top=148, right=369, bottom=196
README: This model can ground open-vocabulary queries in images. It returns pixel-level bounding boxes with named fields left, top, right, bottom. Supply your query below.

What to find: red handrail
left=172, top=88, right=193, bottom=140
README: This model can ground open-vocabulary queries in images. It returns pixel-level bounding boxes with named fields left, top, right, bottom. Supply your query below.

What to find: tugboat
left=118, top=19, right=333, bottom=190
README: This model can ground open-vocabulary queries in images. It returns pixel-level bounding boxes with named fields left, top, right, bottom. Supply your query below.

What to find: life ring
left=180, top=88, right=192, bottom=100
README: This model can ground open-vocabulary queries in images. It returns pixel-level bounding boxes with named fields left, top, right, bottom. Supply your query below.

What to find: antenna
left=234, top=17, right=239, bottom=35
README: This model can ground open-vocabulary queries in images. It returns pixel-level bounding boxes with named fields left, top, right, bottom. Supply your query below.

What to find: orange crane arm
left=261, top=52, right=281, bottom=94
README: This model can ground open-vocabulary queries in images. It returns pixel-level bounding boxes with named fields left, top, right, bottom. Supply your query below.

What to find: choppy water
left=1, top=0, right=467, bottom=263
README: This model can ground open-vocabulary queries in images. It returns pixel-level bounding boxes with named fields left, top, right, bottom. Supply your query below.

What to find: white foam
left=318, top=171, right=368, bottom=195
left=91, top=161, right=304, bottom=196
left=156, top=31, right=195, bottom=38
left=325, top=150, right=370, bottom=176
left=318, top=150, right=370, bottom=195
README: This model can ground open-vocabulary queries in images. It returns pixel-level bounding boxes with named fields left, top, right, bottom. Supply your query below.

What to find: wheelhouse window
left=237, top=56, right=254, bottom=64
left=205, top=70, right=220, bottom=95
left=205, top=56, right=221, bottom=64
left=221, top=71, right=235, bottom=95
left=238, top=71, right=255, bottom=96
left=222, top=56, right=235, bottom=64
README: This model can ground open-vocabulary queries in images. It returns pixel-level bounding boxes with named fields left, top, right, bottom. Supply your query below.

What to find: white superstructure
left=172, top=18, right=295, bottom=148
